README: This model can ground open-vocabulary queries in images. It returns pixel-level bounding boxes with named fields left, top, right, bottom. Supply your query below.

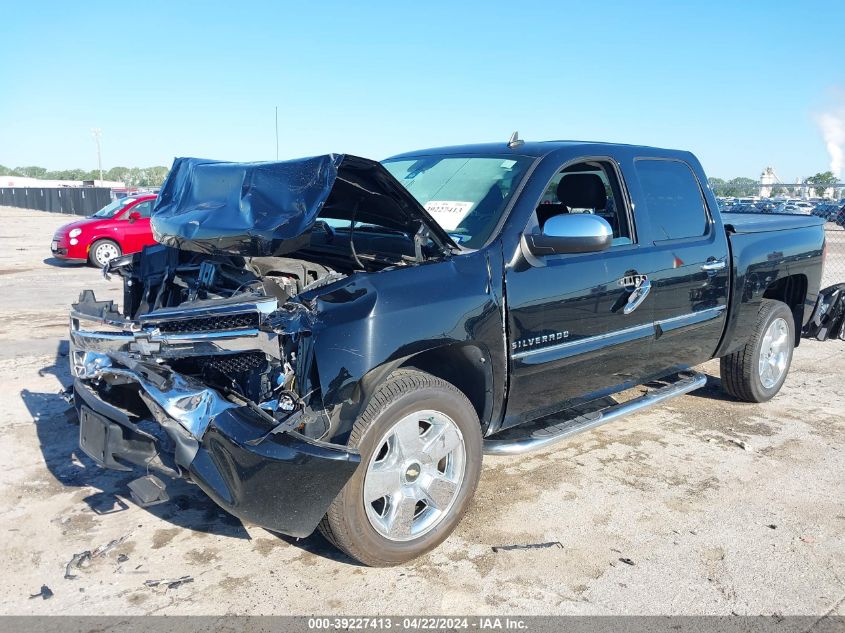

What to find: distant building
left=759, top=167, right=776, bottom=198
left=0, top=175, right=125, bottom=188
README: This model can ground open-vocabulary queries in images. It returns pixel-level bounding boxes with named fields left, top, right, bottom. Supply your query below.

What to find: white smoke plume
left=816, top=104, right=845, bottom=178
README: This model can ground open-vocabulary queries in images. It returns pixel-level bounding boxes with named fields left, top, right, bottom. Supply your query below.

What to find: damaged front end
left=70, top=279, right=360, bottom=536
left=71, top=264, right=367, bottom=537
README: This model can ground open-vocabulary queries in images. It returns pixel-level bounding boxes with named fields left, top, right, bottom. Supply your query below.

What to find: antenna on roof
left=508, top=131, right=524, bottom=149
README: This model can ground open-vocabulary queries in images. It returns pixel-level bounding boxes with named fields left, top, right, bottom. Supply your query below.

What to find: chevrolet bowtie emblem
left=130, top=337, right=161, bottom=355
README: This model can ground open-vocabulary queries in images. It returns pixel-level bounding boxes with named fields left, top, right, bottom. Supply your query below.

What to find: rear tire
left=720, top=299, right=795, bottom=402
left=319, top=369, right=482, bottom=566
left=88, top=239, right=121, bottom=268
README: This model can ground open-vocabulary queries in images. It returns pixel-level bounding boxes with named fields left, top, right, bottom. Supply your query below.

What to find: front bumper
left=191, top=405, right=359, bottom=537
left=73, top=375, right=359, bottom=537
left=52, top=234, right=87, bottom=261
left=69, top=293, right=361, bottom=537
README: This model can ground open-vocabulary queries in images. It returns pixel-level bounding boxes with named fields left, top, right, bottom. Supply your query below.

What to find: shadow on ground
left=42, top=257, right=85, bottom=268
left=684, top=373, right=738, bottom=402
left=273, top=531, right=363, bottom=566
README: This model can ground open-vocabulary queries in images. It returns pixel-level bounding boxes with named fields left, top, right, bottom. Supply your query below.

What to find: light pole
left=91, top=128, right=103, bottom=182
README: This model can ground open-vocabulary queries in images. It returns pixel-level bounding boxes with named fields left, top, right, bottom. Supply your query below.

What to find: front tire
left=319, top=369, right=482, bottom=566
left=88, top=239, right=121, bottom=268
left=720, top=299, right=795, bottom=402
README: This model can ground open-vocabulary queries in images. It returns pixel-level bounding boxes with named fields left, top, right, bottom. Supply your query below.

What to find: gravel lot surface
left=0, top=207, right=843, bottom=616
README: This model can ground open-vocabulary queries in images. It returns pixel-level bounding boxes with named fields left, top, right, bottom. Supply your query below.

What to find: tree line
left=0, top=165, right=169, bottom=187
left=709, top=171, right=840, bottom=198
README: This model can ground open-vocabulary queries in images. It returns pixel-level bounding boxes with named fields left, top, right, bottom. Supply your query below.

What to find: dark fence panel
left=0, top=187, right=112, bottom=216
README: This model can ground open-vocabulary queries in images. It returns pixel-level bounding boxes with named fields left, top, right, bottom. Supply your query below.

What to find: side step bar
left=483, top=371, right=707, bottom=456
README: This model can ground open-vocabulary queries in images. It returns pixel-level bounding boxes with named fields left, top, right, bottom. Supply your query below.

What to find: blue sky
left=1, top=0, right=843, bottom=181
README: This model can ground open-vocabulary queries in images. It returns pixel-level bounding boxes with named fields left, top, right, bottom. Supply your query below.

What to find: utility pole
left=91, top=128, right=103, bottom=182
left=275, top=107, right=279, bottom=160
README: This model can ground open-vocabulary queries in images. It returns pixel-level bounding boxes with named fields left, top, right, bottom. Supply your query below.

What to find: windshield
left=92, top=197, right=136, bottom=218
left=382, top=154, right=533, bottom=248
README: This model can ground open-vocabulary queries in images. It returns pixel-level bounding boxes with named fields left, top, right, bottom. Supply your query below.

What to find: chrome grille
left=167, top=351, right=268, bottom=377
left=206, top=352, right=267, bottom=374
left=154, top=312, right=260, bottom=333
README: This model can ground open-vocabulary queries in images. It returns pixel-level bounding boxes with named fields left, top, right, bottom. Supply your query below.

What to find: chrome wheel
left=363, top=409, right=466, bottom=542
left=758, top=317, right=789, bottom=389
left=94, top=242, right=120, bottom=267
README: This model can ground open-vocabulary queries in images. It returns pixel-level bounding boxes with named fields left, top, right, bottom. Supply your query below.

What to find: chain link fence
left=823, top=222, right=845, bottom=288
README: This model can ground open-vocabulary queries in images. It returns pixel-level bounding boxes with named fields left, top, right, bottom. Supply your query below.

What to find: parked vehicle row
left=717, top=197, right=845, bottom=227
left=811, top=202, right=845, bottom=225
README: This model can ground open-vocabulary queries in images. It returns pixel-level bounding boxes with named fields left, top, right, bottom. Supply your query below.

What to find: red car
left=51, top=194, right=158, bottom=267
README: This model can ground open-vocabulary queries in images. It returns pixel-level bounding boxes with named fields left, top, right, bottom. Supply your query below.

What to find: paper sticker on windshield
left=423, top=200, right=475, bottom=231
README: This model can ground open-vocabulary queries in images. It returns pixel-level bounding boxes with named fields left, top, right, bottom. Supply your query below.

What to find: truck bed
left=722, top=212, right=826, bottom=234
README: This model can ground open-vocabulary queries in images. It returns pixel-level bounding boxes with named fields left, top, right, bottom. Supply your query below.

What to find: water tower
left=760, top=166, right=776, bottom=198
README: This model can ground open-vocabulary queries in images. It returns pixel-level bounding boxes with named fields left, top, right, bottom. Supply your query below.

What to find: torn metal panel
left=71, top=356, right=361, bottom=537
left=76, top=353, right=237, bottom=440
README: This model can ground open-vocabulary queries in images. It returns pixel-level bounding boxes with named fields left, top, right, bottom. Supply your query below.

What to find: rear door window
left=635, top=159, right=709, bottom=241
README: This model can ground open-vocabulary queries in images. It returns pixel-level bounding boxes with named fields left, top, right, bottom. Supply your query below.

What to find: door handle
left=623, top=277, right=651, bottom=315
left=701, top=258, right=726, bottom=272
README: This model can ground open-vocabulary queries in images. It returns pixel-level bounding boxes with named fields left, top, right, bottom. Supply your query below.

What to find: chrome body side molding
left=511, top=306, right=726, bottom=361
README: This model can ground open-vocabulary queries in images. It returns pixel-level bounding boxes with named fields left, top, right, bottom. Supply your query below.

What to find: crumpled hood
left=151, top=154, right=457, bottom=257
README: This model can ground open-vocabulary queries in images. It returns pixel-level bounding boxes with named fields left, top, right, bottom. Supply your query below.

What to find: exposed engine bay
left=112, top=245, right=346, bottom=319
left=77, top=228, right=418, bottom=448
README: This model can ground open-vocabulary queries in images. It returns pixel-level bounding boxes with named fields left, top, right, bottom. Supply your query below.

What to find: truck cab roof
left=386, top=140, right=694, bottom=161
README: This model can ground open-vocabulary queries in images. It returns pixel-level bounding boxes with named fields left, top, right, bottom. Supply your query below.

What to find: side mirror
left=127, top=211, right=141, bottom=222
left=523, top=213, right=613, bottom=256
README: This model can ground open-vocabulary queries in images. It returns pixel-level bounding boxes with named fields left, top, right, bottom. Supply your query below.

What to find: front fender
left=304, top=250, right=505, bottom=443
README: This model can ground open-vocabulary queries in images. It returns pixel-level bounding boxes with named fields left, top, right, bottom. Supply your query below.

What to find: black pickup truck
left=69, top=140, right=826, bottom=566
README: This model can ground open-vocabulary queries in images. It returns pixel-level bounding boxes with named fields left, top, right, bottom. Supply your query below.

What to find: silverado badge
left=512, top=331, right=570, bottom=352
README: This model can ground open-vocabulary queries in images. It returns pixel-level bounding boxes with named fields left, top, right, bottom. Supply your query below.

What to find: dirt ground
left=0, top=207, right=843, bottom=616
